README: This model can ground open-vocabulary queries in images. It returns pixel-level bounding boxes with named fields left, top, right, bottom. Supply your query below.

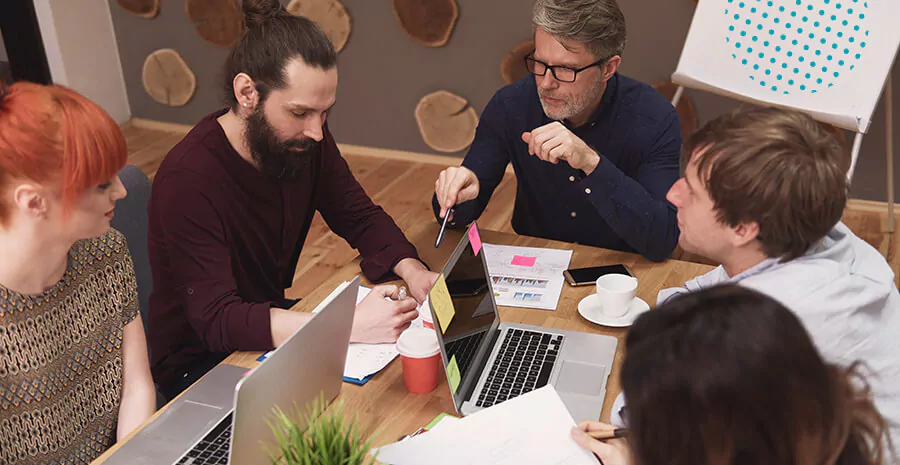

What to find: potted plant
left=265, top=395, right=377, bottom=465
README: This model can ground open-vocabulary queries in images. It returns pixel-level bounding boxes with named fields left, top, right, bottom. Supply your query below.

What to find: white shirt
left=659, top=223, right=900, bottom=448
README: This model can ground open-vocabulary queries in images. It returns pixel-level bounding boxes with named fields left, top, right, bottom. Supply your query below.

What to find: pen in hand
left=587, top=428, right=628, bottom=440
left=435, top=208, right=453, bottom=248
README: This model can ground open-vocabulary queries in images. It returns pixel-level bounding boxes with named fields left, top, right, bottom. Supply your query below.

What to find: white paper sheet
left=276, top=285, right=426, bottom=381
left=372, top=386, right=597, bottom=465
left=482, top=244, right=573, bottom=311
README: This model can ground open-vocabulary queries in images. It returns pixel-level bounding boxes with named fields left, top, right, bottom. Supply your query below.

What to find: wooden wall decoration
left=116, top=0, right=159, bottom=18
left=186, top=0, right=244, bottom=48
left=286, top=0, right=352, bottom=53
left=652, top=81, right=698, bottom=142
left=142, top=49, right=197, bottom=107
left=393, top=0, right=459, bottom=48
left=415, top=90, right=478, bottom=153
left=501, top=40, right=535, bottom=85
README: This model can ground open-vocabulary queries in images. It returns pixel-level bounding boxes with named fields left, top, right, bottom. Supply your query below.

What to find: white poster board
left=672, top=0, right=900, bottom=132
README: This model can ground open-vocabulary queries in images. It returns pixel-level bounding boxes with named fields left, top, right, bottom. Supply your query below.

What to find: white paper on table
left=372, top=386, right=596, bottom=465
left=482, top=244, right=573, bottom=311
left=308, top=285, right=427, bottom=380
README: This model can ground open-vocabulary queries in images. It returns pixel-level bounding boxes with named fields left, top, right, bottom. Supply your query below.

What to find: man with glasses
left=432, top=0, right=681, bottom=261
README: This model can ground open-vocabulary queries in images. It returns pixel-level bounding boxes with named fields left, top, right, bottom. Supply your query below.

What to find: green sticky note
left=447, top=355, right=461, bottom=394
left=424, top=412, right=457, bottom=431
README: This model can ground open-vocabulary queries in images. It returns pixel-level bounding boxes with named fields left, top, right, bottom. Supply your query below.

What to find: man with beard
left=432, top=0, right=681, bottom=261
left=147, top=0, right=438, bottom=399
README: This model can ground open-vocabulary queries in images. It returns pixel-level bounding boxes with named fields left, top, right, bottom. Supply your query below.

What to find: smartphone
left=563, top=264, right=633, bottom=286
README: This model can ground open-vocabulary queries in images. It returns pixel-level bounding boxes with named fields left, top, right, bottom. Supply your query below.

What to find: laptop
left=103, top=276, right=360, bottom=465
left=430, top=224, right=618, bottom=421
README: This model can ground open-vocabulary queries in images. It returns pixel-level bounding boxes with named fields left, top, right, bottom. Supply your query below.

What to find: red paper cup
left=420, top=305, right=435, bottom=330
left=396, top=328, right=441, bottom=393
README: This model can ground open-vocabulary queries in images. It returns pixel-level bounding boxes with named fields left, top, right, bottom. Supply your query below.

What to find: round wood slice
left=501, top=40, right=535, bottom=84
left=186, top=0, right=244, bottom=48
left=393, top=0, right=459, bottom=47
left=415, top=90, right=478, bottom=153
left=116, top=0, right=159, bottom=18
left=142, top=49, right=197, bottom=107
left=652, top=81, right=698, bottom=142
left=286, top=0, right=352, bottom=53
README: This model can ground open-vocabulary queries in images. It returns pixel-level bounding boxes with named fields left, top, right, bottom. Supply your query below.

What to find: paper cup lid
left=396, top=327, right=440, bottom=358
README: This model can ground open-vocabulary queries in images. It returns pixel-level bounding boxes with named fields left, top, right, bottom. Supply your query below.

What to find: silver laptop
left=430, top=224, right=618, bottom=421
left=103, top=276, right=360, bottom=465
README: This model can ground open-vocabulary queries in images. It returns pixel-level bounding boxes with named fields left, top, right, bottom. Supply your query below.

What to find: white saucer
left=577, top=294, right=650, bottom=328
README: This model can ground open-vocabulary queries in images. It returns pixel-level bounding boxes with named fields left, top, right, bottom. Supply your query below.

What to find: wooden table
left=92, top=222, right=712, bottom=464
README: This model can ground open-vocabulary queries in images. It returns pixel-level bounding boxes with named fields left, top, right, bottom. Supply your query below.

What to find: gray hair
left=532, top=0, right=627, bottom=59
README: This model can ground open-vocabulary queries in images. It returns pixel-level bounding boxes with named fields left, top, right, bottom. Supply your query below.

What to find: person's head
left=0, top=82, right=127, bottom=241
left=666, top=107, right=848, bottom=264
left=223, top=0, right=337, bottom=180
left=530, top=0, right=626, bottom=125
left=621, top=285, right=890, bottom=465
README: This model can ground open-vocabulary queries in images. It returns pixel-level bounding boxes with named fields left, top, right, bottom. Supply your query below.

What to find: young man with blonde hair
left=660, top=106, right=900, bottom=445
left=432, top=0, right=680, bottom=261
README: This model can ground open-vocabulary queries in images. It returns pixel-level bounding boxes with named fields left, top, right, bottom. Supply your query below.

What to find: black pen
left=587, top=428, right=628, bottom=440
left=435, top=208, right=452, bottom=248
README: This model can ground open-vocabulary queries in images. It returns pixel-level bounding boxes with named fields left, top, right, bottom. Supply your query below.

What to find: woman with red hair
left=0, top=82, right=156, bottom=464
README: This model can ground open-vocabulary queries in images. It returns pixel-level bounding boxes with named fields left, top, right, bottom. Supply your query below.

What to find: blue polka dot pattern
left=725, top=0, right=867, bottom=94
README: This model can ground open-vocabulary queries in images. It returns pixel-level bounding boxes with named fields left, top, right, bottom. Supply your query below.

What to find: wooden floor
left=121, top=121, right=900, bottom=290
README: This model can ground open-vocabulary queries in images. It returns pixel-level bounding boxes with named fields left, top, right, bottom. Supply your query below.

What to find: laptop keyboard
left=476, top=329, right=563, bottom=408
left=176, top=413, right=232, bottom=465
left=445, top=330, right=487, bottom=377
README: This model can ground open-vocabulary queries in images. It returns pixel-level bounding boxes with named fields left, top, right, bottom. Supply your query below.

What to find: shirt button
left=570, top=212, right=577, bottom=218
left=569, top=176, right=576, bottom=182
left=585, top=188, right=592, bottom=194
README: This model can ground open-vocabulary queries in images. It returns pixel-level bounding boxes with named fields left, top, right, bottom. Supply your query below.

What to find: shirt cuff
left=577, top=154, right=628, bottom=218
left=359, top=242, right=422, bottom=283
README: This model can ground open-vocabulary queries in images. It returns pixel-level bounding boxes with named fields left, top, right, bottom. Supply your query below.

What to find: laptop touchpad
left=556, top=361, right=607, bottom=396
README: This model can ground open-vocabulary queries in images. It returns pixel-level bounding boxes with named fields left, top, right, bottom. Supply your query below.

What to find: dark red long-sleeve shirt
left=147, top=110, right=419, bottom=390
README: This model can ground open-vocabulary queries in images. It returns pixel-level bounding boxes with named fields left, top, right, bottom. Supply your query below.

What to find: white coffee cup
left=595, top=274, right=638, bottom=317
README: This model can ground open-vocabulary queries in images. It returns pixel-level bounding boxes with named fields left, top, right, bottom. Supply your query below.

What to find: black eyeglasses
left=524, top=53, right=612, bottom=83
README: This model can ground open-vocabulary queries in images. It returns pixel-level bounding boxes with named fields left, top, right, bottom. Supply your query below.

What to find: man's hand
left=434, top=166, right=480, bottom=219
left=570, top=421, right=631, bottom=465
left=522, top=122, right=601, bottom=174
left=394, top=258, right=439, bottom=304
left=350, top=285, right=418, bottom=344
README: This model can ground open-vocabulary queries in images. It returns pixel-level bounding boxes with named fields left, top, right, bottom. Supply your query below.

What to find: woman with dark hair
left=0, top=82, right=156, bottom=464
left=571, top=285, right=893, bottom=465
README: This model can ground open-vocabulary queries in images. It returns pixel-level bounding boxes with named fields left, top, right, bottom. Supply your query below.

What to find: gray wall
left=108, top=0, right=900, bottom=202
left=0, top=34, right=7, bottom=61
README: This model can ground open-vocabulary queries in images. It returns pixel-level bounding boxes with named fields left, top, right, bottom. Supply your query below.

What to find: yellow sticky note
left=447, top=355, right=461, bottom=394
left=428, top=274, right=455, bottom=334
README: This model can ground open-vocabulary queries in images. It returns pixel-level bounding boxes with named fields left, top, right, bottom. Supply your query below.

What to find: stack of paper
left=483, top=244, right=573, bottom=311
left=260, top=285, right=427, bottom=384
left=372, top=386, right=597, bottom=465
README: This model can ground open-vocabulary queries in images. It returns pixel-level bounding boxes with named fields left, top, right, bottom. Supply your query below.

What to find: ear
left=731, top=221, right=761, bottom=248
left=601, top=56, right=621, bottom=82
left=233, top=73, right=259, bottom=113
left=12, top=184, right=48, bottom=219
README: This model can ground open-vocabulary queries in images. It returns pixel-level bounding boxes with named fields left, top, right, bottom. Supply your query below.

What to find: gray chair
left=112, top=165, right=166, bottom=408
left=112, top=165, right=153, bottom=330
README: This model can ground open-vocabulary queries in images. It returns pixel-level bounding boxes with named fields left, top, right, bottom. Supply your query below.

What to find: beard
left=538, top=73, right=606, bottom=122
left=245, top=106, right=321, bottom=181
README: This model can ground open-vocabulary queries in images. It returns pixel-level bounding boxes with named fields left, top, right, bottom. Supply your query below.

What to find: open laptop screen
left=432, top=223, right=501, bottom=408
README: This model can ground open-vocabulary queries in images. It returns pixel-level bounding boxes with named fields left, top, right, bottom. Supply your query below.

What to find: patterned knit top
left=0, top=228, right=139, bottom=464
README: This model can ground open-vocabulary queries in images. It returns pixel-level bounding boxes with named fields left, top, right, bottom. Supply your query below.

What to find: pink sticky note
left=511, top=255, right=537, bottom=267
left=468, top=224, right=483, bottom=256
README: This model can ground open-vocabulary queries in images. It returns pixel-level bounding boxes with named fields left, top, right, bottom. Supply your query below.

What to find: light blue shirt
left=660, top=222, right=900, bottom=448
